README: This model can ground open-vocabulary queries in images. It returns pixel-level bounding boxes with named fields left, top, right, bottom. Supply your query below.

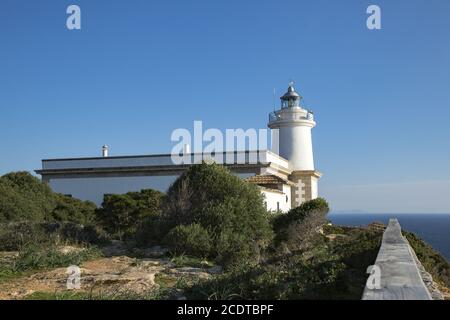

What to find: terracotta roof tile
left=245, top=174, right=292, bottom=186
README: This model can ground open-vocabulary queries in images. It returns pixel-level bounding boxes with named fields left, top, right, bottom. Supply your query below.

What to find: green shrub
left=50, top=195, right=97, bottom=225
left=0, top=221, right=109, bottom=251
left=186, top=251, right=347, bottom=300
left=12, top=244, right=102, bottom=272
left=162, top=163, right=273, bottom=268
left=0, top=172, right=98, bottom=225
left=164, top=224, right=212, bottom=257
left=134, top=216, right=170, bottom=247
left=273, top=198, right=329, bottom=231
left=187, top=225, right=383, bottom=300
left=0, top=172, right=56, bottom=222
left=272, top=198, right=329, bottom=251
left=96, top=189, right=164, bottom=239
left=0, top=222, right=51, bottom=251
left=47, top=222, right=110, bottom=246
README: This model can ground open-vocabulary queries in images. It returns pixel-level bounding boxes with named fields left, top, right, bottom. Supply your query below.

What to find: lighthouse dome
left=280, top=82, right=302, bottom=108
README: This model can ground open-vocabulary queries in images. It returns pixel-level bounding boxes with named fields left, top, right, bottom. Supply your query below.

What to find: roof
left=280, top=84, right=302, bottom=101
left=245, top=174, right=294, bottom=186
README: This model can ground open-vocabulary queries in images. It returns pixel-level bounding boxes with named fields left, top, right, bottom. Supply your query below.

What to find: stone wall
left=362, top=219, right=432, bottom=300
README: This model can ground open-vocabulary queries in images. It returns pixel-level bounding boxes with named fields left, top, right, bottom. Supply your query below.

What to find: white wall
left=279, top=125, right=314, bottom=171
left=311, top=176, right=319, bottom=199
left=49, top=175, right=179, bottom=205
left=49, top=172, right=259, bottom=206
left=261, top=185, right=291, bottom=212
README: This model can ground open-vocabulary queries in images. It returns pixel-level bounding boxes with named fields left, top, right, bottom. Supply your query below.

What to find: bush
left=273, top=198, right=329, bottom=252
left=50, top=195, right=97, bottom=225
left=96, top=189, right=164, bottom=239
left=0, top=172, right=98, bottom=225
left=187, top=225, right=384, bottom=300
left=45, top=222, right=110, bottom=246
left=164, top=224, right=212, bottom=257
left=0, top=222, right=50, bottom=251
left=0, top=221, right=109, bottom=251
left=186, top=251, right=347, bottom=300
left=0, top=172, right=56, bottom=222
left=12, top=244, right=102, bottom=272
left=134, top=216, right=170, bottom=247
left=162, top=163, right=273, bottom=268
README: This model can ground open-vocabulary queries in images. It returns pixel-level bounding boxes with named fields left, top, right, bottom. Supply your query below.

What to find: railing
left=268, top=110, right=314, bottom=123
left=362, top=219, right=432, bottom=300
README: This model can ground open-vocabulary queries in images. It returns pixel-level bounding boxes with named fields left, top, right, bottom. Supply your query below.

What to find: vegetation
left=164, top=224, right=212, bottom=257
left=0, top=167, right=448, bottom=300
left=0, top=172, right=56, bottom=222
left=12, top=245, right=102, bottom=272
left=0, top=172, right=96, bottom=224
left=404, top=231, right=450, bottom=288
left=0, top=244, right=102, bottom=282
left=186, top=219, right=383, bottom=300
left=0, top=221, right=108, bottom=252
left=96, top=189, right=164, bottom=239
left=0, top=172, right=105, bottom=283
left=160, top=163, right=273, bottom=268
left=272, top=198, right=329, bottom=252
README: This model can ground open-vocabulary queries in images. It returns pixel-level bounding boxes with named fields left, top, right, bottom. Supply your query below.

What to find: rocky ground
left=0, top=242, right=222, bottom=300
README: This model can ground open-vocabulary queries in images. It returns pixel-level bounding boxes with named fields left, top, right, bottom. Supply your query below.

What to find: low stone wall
left=362, top=219, right=432, bottom=300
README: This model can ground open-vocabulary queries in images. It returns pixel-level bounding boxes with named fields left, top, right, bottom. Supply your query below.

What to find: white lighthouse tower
left=268, top=82, right=322, bottom=207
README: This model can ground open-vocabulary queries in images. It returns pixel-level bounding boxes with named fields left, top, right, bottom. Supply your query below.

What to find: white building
left=36, top=83, right=321, bottom=212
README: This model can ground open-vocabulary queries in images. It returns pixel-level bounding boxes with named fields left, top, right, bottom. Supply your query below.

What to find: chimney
left=102, top=145, right=109, bottom=157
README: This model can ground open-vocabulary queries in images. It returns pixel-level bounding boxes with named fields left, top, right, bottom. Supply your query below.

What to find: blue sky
left=1, top=0, right=449, bottom=213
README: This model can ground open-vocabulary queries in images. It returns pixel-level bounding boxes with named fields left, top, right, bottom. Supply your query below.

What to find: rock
left=208, top=266, right=223, bottom=274
left=409, top=241, right=445, bottom=300
left=142, top=246, right=169, bottom=258
left=58, top=246, right=83, bottom=255
left=140, top=258, right=174, bottom=268
left=0, top=251, right=216, bottom=299
left=167, top=267, right=211, bottom=280
left=102, top=240, right=128, bottom=256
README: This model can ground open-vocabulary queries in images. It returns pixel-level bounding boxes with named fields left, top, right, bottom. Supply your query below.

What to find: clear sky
left=1, top=0, right=449, bottom=213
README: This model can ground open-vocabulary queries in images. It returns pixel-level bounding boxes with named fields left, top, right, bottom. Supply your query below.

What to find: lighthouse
left=268, top=82, right=322, bottom=207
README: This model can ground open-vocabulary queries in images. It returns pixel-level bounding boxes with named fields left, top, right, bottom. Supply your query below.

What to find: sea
left=328, top=213, right=450, bottom=261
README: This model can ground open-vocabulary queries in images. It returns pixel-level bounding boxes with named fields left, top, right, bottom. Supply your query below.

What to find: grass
left=24, top=290, right=162, bottom=300
left=0, top=268, right=23, bottom=283
left=3, top=224, right=449, bottom=301
left=169, top=254, right=214, bottom=269
left=185, top=227, right=383, bottom=300
left=0, top=244, right=102, bottom=282
left=23, top=278, right=189, bottom=300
